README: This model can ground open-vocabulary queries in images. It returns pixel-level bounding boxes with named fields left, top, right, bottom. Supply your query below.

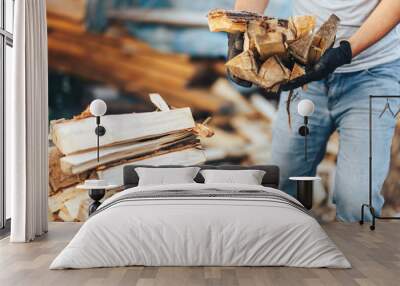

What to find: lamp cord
left=96, top=116, right=100, bottom=162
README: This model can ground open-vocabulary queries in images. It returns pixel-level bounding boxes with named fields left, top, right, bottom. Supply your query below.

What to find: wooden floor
left=0, top=222, right=399, bottom=286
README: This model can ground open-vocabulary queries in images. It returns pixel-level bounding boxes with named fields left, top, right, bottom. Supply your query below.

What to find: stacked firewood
left=207, top=9, right=339, bottom=91
left=49, top=95, right=213, bottom=221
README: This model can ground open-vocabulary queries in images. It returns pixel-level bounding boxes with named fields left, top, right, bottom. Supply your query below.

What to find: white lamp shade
left=297, top=99, right=315, bottom=117
left=90, top=99, right=107, bottom=117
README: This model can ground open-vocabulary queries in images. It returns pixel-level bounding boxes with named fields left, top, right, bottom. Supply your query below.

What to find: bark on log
left=308, top=14, right=340, bottom=64
left=208, top=9, right=269, bottom=33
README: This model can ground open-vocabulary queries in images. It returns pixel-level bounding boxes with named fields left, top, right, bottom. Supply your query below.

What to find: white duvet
left=50, top=183, right=351, bottom=269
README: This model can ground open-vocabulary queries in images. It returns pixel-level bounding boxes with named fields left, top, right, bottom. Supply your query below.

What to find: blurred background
left=47, top=0, right=400, bottom=221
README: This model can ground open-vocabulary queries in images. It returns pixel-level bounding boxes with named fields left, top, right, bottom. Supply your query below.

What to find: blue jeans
left=271, top=59, right=400, bottom=222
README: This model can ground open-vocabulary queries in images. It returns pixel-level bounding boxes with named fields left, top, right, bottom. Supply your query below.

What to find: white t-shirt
left=293, top=0, right=400, bottom=72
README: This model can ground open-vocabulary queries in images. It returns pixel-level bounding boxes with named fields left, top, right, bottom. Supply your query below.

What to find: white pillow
left=136, top=167, right=200, bottom=186
left=200, top=169, right=266, bottom=185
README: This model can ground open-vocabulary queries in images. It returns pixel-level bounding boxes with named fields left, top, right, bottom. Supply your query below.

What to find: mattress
left=50, top=183, right=351, bottom=269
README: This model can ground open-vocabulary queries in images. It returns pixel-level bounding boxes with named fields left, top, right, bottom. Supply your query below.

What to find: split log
left=207, top=9, right=267, bottom=33
left=225, top=50, right=260, bottom=84
left=49, top=147, right=91, bottom=192
left=58, top=207, right=74, bottom=222
left=308, top=14, right=340, bottom=64
left=226, top=53, right=290, bottom=91
left=244, top=21, right=287, bottom=61
left=288, top=33, right=314, bottom=65
left=208, top=10, right=315, bottom=41
left=254, top=32, right=286, bottom=61
left=64, top=191, right=88, bottom=219
left=97, top=147, right=206, bottom=186
left=49, top=186, right=113, bottom=222
left=60, top=132, right=198, bottom=174
left=48, top=185, right=86, bottom=213
left=290, top=14, right=339, bottom=65
left=258, top=56, right=291, bottom=89
left=50, top=108, right=196, bottom=155
left=289, top=63, right=306, bottom=80
left=192, top=120, right=215, bottom=138
left=288, top=15, right=316, bottom=39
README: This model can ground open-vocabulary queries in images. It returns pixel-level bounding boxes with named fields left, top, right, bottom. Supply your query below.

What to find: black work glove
left=227, top=33, right=252, bottom=87
left=281, top=40, right=353, bottom=91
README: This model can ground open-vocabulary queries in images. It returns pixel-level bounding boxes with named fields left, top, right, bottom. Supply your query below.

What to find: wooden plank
left=60, top=132, right=197, bottom=174
left=50, top=108, right=196, bottom=155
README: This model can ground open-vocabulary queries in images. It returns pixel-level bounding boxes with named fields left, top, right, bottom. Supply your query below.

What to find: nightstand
left=77, top=181, right=117, bottom=215
left=289, top=176, right=321, bottom=210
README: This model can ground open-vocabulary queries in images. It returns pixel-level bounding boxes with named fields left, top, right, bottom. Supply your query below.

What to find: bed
left=50, top=165, right=350, bottom=269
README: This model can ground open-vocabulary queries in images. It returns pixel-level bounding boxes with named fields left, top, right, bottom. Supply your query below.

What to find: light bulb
left=297, top=99, right=315, bottom=117
left=90, top=99, right=107, bottom=117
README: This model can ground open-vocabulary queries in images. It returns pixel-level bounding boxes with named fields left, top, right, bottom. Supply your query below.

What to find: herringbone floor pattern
left=0, top=222, right=399, bottom=286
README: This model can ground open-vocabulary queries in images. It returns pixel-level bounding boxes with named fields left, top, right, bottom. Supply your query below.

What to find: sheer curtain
left=9, top=0, right=48, bottom=242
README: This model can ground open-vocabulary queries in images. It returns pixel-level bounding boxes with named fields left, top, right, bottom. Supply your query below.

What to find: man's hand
left=281, top=41, right=352, bottom=91
left=227, top=33, right=252, bottom=87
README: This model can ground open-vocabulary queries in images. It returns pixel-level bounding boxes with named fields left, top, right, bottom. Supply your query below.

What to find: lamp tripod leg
left=370, top=206, right=376, bottom=231
left=360, top=204, right=366, bottom=225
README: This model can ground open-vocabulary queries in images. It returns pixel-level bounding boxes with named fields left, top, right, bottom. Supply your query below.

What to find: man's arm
left=234, top=0, right=269, bottom=13
left=349, top=0, right=400, bottom=57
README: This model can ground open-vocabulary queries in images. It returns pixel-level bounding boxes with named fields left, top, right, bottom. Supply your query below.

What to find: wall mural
left=47, top=0, right=400, bottom=222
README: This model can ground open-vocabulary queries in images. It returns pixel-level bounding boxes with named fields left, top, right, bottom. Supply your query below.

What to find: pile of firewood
left=49, top=95, right=213, bottom=221
left=207, top=9, right=339, bottom=91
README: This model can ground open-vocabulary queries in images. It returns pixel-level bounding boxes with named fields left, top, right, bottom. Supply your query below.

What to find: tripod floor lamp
left=360, top=95, right=400, bottom=230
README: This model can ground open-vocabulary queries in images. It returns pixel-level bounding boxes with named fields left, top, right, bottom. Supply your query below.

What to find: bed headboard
left=123, top=165, right=280, bottom=189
